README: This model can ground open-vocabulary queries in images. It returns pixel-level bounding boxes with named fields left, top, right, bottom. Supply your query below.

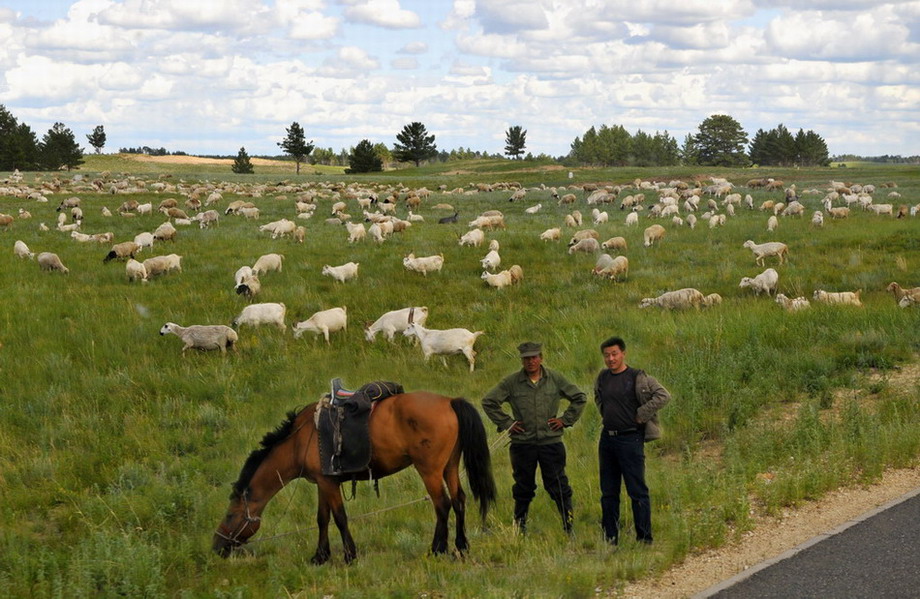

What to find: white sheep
left=775, top=294, right=810, bottom=312
left=252, top=253, right=284, bottom=275
left=592, top=209, right=609, bottom=224
left=601, top=236, right=627, bottom=251
left=143, top=254, right=182, bottom=278
left=742, top=240, right=788, bottom=266
left=37, top=252, right=69, bottom=274
left=524, top=203, right=542, bottom=214
left=480, top=250, right=501, bottom=271
left=160, top=322, right=238, bottom=353
left=489, top=239, right=500, bottom=251
left=259, top=218, right=296, bottom=239
left=739, top=268, right=779, bottom=296
left=643, top=224, right=666, bottom=247
left=686, top=214, right=697, bottom=229
left=625, top=211, right=639, bottom=226
left=292, top=307, right=347, bottom=343
left=403, top=253, right=444, bottom=276
left=345, top=222, right=366, bottom=243
left=134, top=231, right=155, bottom=251
left=153, top=221, right=177, bottom=242
left=403, top=322, right=484, bottom=372
left=365, top=306, right=429, bottom=342
left=235, top=273, right=261, bottom=297
left=781, top=201, right=805, bottom=217
left=196, top=210, right=220, bottom=228
left=811, top=211, right=824, bottom=227
left=459, top=229, right=485, bottom=247
left=322, top=261, right=360, bottom=283
left=481, top=270, right=514, bottom=289
left=104, top=241, right=140, bottom=263
left=125, top=259, right=148, bottom=283
left=13, top=240, right=33, bottom=259
left=232, top=302, right=287, bottom=330
left=813, top=289, right=862, bottom=306
left=885, top=282, right=920, bottom=306
left=592, top=255, right=628, bottom=281
left=540, top=227, right=561, bottom=242
left=702, top=293, right=723, bottom=308
left=828, top=207, right=850, bottom=219
left=639, top=288, right=704, bottom=310
left=568, top=238, right=600, bottom=254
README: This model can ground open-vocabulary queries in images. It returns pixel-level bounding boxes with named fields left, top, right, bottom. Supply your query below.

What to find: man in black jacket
left=595, top=336, right=671, bottom=546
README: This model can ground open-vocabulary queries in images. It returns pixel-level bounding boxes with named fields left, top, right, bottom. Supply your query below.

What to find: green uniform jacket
left=482, top=366, right=587, bottom=445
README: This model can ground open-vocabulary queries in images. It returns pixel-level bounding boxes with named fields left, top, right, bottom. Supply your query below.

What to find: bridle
left=215, top=490, right=262, bottom=547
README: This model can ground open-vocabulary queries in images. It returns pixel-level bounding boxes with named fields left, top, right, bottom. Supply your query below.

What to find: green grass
left=0, top=162, right=918, bottom=597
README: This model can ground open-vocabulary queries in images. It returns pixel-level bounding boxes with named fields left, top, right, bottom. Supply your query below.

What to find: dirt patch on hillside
left=616, top=362, right=920, bottom=598
left=124, top=154, right=283, bottom=167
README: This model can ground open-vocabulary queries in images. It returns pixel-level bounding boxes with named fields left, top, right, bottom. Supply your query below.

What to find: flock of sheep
left=4, top=169, right=919, bottom=371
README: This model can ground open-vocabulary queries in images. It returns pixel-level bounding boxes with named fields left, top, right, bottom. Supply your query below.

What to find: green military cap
left=518, top=341, right=542, bottom=358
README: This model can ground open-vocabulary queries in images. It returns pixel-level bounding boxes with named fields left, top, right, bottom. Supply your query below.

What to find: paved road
left=696, top=488, right=920, bottom=599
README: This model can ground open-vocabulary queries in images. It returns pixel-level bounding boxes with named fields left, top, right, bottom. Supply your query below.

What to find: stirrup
left=330, top=377, right=355, bottom=404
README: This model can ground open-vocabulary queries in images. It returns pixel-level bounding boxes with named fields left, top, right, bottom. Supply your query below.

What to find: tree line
left=0, top=102, right=844, bottom=174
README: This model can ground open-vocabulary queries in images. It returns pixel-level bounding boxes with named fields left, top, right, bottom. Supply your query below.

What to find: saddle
left=316, top=379, right=403, bottom=477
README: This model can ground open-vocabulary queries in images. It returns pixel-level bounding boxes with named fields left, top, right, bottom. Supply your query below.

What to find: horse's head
left=212, top=491, right=262, bottom=557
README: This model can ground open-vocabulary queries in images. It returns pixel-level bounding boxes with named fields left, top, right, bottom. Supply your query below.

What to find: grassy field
left=0, top=158, right=918, bottom=598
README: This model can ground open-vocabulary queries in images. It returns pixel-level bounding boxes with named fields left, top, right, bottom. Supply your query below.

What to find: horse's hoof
left=310, top=553, right=329, bottom=565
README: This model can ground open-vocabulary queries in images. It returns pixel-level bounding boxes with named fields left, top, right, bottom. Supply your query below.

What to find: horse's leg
left=311, top=483, right=333, bottom=565
left=444, top=460, right=468, bottom=554
left=419, top=470, right=452, bottom=554
left=325, top=481, right=357, bottom=563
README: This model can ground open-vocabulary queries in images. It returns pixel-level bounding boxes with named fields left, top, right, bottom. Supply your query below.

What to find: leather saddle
left=316, top=379, right=403, bottom=477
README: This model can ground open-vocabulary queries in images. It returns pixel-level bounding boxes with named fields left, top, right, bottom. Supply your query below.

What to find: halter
left=215, top=490, right=262, bottom=546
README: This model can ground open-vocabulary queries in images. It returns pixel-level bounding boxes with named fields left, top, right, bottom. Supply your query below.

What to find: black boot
left=513, top=501, right=529, bottom=534
left=556, top=497, right=574, bottom=535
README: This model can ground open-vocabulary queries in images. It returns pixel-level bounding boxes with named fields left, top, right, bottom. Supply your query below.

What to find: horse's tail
left=451, top=397, right=497, bottom=521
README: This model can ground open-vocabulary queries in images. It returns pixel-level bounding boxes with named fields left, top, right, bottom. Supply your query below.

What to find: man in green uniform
left=482, top=342, right=587, bottom=534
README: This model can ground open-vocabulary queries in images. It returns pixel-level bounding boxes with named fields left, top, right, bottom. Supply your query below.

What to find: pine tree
left=504, top=125, right=527, bottom=159
left=694, top=114, right=749, bottom=167
left=87, top=125, right=106, bottom=154
left=0, top=105, right=39, bottom=170
left=392, top=122, right=437, bottom=167
left=40, top=122, right=84, bottom=171
left=231, top=147, right=255, bottom=174
left=347, top=139, right=383, bottom=173
left=277, top=122, right=314, bottom=174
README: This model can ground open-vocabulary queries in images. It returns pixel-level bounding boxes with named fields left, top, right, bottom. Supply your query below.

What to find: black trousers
left=509, top=442, right=573, bottom=527
left=598, top=432, right=652, bottom=543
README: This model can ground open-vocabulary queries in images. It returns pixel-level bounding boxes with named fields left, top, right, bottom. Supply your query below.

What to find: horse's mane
left=230, top=408, right=303, bottom=499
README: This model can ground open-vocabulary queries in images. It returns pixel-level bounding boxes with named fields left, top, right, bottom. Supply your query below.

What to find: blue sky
left=0, top=0, right=917, bottom=158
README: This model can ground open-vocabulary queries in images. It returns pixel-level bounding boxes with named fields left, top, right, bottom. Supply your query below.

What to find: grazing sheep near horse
left=322, top=262, right=360, bottom=283
left=292, top=307, right=348, bottom=343
left=143, top=254, right=182, bottom=278
left=365, top=306, right=429, bottom=342
left=125, top=259, right=148, bottom=283
left=592, top=254, right=628, bottom=281
left=14, top=240, right=34, bottom=259
left=104, top=241, right=140, bottom=263
left=232, top=302, right=287, bottom=331
left=403, top=322, right=484, bottom=372
left=643, top=224, right=666, bottom=247
left=481, top=270, right=514, bottom=289
left=160, top=322, right=238, bottom=353
left=403, top=253, right=444, bottom=276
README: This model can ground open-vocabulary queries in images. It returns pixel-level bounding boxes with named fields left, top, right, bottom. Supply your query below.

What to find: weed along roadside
left=0, top=159, right=918, bottom=597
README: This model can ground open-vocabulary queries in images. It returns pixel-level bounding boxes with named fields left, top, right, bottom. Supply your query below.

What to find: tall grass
left=0, top=163, right=918, bottom=597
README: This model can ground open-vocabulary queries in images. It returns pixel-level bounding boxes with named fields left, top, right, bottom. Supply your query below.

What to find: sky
left=0, top=0, right=917, bottom=159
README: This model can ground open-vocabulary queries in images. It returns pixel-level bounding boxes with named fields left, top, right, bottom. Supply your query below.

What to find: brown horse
left=213, top=392, right=497, bottom=563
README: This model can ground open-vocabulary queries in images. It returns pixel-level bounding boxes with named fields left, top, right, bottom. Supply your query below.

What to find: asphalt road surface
left=696, top=489, right=920, bottom=599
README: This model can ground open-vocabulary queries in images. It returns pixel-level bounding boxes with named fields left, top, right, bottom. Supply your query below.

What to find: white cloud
left=440, top=0, right=475, bottom=30
left=391, top=57, right=418, bottom=69
left=319, top=45, right=380, bottom=75
left=288, top=11, right=340, bottom=40
left=397, top=41, right=427, bottom=54
left=475, top=0, right=549, bottom=33
left=342, top=0, right=421, bottom=29
left=96, top=0, right=272, bottom=33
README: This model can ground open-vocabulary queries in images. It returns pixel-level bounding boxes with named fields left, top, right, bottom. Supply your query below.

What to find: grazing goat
left=403, top=322, right=483, bottom=372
